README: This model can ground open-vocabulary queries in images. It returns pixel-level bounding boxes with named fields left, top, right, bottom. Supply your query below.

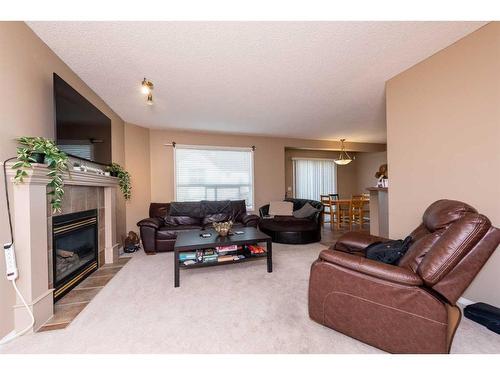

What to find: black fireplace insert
left=52, top=209, right=98, bottom=300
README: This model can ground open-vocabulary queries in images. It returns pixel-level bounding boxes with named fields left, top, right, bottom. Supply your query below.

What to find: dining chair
left=320, top=195, right=333, bottom=228
left=333, top=198, right=351, bottom=229
left=351, top=195, right=366, bottom=228
left=362, top=193, right=370, bottom=223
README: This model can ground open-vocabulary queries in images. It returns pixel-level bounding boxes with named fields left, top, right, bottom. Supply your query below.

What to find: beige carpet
left=1, top=243, right=499, bottom=354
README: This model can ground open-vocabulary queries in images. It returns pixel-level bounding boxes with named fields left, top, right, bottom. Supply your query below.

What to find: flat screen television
left=54, top=73, right=112, bottom=165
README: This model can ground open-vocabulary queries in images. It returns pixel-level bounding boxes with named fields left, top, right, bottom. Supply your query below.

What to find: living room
left=1, top=1, right=500, bottom=372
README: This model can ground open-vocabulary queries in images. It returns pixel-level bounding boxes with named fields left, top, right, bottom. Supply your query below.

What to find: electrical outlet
left=4, top=243, right=18, bottom=281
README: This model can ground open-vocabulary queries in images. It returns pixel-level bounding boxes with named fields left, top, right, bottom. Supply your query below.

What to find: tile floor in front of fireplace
left=38, top=257, right=131, bottom=332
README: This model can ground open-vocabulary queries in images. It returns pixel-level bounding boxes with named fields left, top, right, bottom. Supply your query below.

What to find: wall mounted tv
left=54, top=73, right=112, bottom=165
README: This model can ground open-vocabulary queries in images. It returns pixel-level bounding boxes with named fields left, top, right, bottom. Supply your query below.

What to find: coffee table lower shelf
left=179, top=253, right=267, bottom=269
left=173, top=228, right=272, bottom=287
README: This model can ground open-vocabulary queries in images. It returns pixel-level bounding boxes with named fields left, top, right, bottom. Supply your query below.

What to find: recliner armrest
left=241, top=213, right=260, bottom=227
left=334, top=231, right=389, bottom=253
left=319, top=249, right=423, bottom=286
left=137, top=217, right=163, bottom=229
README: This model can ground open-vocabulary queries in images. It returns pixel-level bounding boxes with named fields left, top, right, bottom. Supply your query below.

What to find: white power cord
left=2, top=159, right=35, bottom=344
left=0, top=280, right=35, bottom=345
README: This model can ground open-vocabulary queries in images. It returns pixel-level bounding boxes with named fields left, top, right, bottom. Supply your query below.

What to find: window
left=175, top=145, right=254, bottom=210
left=293, top=158, right=336, bottom=200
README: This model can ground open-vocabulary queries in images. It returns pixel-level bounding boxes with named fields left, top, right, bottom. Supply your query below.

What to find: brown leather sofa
left=308, top=199, right=500, bottom=353
left=137, top=200, right=260, bottom=253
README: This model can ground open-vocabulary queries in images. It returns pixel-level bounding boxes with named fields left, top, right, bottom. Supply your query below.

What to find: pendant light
left=334, top=139, right=353, bottom=165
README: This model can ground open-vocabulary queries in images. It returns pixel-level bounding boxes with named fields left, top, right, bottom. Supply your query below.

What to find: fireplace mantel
left=6, top=162, right=119, bottom=187
left=6, top=162, right=120, bottom=332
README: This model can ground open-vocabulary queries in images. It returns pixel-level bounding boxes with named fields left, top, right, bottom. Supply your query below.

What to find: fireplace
left=52, top=209, right=98, bottom=301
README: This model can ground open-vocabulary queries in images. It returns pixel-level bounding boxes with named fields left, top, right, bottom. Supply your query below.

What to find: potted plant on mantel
left=11, top=136, right=69, bottom=213
left=106, top=162, right=132, bottom=200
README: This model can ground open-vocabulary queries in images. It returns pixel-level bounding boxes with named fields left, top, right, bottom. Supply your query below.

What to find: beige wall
left=0, top=22, right=126, bottom=338
left=124, top=123, right=151, bottom=233
left=355, top=151, right=388, bottom=192
left=386, top=22, right=500, bottom=305
left=284, top=149, right=387, bottom=199
left=149, top=129, right=385, bottom=211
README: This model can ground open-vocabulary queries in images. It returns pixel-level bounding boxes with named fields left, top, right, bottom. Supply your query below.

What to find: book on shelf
left=203, top=254, right=218, bottom=263
left=179, top=252, right=196, bottom=261
left=183, top=260, right=196, bottom=266
left=247, top=245, right=266, bottom=255
left=218, top=255, right=234, bottom=262
left=215, top=245, right=238, bottom=252
left=204, top=248, right=216, bottom=256
left=216, top=245, right=242, bottom=255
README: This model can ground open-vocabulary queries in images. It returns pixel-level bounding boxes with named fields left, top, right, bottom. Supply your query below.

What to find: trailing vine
left=106, top=162, right=131, bottom=200
left=12, top=137, right=69, bottom=213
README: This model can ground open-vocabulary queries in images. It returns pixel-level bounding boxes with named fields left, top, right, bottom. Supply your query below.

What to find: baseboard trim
left=458, top=297, right=475, bottom=306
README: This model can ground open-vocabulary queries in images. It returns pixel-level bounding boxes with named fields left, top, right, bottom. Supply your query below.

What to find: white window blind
left=175, top=146, right=254, bottom=210
left=293, top=158, right=337, bottom=200
left=57, top=143, right=94, bottom=161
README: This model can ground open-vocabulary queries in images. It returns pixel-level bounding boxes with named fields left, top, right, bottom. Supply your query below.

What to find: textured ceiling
left=28, top=21, right=486, bottom=143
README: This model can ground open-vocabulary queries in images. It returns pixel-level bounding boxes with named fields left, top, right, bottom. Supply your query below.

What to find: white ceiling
left=28, top=21, right=486, bottom=143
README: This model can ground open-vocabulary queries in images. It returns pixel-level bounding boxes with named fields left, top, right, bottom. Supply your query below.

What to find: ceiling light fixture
left=334, top=139, right=353, bottom=165
left=141, top=77, right=154, bottom=95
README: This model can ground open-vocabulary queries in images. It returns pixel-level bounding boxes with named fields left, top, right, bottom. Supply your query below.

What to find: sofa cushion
left=157, top=225, right=203, bottom=240
left=201, top=200, right=232, bottom=216
left=164, top=215, right=201, bottom=226
left=202, top=213, right=231, bottom=226
left=269, top=201, right=293, bottom=216
left=230, top=200, right=247, bottom=221
left=149, top=203, right=170, bottom=218
left=169, top=201, right=203, bottom=218
left=293, top=202, right=321, bottom=218
left=285, top=198, right=323, bottom=211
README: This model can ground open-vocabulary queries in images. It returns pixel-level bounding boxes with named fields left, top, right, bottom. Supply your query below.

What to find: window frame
left=173, top=144, right=255, bottom=211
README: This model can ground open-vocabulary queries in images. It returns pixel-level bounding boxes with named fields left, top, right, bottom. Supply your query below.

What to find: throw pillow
left=269, top=201, right=293, bottom=216
left=293, top=202, right=321, bottom=219
left=202, top=213, right=231, bottom=226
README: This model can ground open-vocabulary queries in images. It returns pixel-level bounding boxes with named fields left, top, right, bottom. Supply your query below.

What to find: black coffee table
left=173, top=227, right=272, bottom=287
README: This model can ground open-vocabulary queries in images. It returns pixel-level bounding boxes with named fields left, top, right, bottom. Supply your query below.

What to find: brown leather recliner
left=308, top=199, right=500, bottom=354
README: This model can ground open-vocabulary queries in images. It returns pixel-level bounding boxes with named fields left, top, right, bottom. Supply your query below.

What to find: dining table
left=323, top=197, right=370, bottom=230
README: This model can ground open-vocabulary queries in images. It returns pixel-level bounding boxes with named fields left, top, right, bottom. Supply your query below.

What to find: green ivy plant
left=106, top=162, right=131, bottom=200
left=12, top=136, right=69, bottom=213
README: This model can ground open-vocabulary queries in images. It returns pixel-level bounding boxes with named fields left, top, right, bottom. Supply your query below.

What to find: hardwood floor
left=320, top=223, right=369, bottom=247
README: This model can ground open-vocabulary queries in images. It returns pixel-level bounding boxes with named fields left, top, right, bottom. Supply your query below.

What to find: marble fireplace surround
left=6, top=163, right=120, bottom=332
